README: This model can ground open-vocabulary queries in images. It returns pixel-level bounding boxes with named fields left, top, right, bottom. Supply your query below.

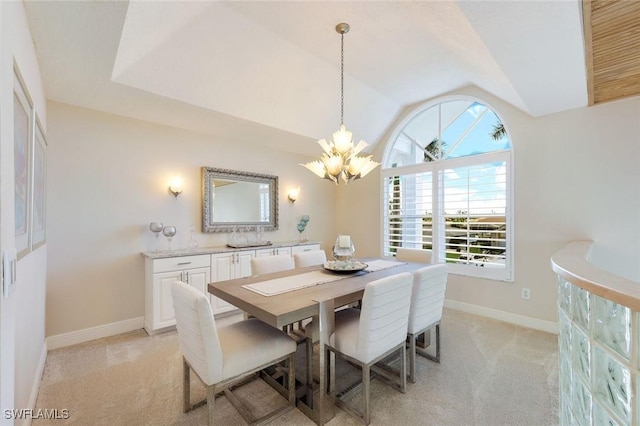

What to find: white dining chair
left=251, top=254, right=294, bottom=275
left=293, top=249, right=327, bottom=268
left=171, top=281, right=296, bottom=425
left=324, top=272, right=414, bottom=425
left=407, top=264, right=448, bottom=383
left=396, top=247, right=432, bottom=263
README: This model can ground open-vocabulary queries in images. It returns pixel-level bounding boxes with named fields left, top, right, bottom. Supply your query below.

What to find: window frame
left=380, top=96, right=514, bottom=282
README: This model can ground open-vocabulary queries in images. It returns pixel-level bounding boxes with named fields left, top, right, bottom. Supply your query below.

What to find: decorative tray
left=322, top=260, right=368, bottom=273
left=226, top=241, right=272, bottom=248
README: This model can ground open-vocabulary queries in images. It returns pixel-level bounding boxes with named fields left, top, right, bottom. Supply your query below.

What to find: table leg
left=417, top=330, right=431, bottom=348
left=297, top=300, right=336, bottom=425
left=317, top=299, right=336, bottom=425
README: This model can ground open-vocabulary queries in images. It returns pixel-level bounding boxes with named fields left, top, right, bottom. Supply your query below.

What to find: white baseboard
left=46, top=317, right=144, bottom=350
left=445, top=300, right=558, bottom=334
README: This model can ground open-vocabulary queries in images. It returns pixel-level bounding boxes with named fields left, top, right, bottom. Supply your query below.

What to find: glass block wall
left=557, top=276, right=638, bottom=425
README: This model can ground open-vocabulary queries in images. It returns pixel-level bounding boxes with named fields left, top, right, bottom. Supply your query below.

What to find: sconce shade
left=288, top=187, right=300, bottom=203
left=169, top=176, right=183, bottom=198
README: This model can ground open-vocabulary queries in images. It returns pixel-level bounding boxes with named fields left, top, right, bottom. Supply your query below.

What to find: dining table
left=207, top=257, right=425, bottom=425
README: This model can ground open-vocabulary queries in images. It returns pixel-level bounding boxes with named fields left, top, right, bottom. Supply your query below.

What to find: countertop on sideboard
left=141, top=241, right=321, bottom=259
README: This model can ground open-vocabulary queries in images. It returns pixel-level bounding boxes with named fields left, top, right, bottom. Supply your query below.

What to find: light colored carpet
left=34, top=309, right=559, bottom=425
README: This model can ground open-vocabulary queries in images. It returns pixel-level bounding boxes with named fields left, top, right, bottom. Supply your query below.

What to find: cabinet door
left=275, top=247, right=292, bottom=256
left=184, top=266, right=210, bottom=295
left=255, top=248, right=275, bottom=257
left=154, top=270, right=183, bottom=329
left=210, top=252, right=238, bottom=314
left=256, top=247, right=292, bottom=256
left=236, top=250, right=255, bottom=278
left=211, top=253, right=235, bottom=282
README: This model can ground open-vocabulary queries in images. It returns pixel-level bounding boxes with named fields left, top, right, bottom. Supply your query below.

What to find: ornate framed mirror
left=202, top=167, right=278, bottom=232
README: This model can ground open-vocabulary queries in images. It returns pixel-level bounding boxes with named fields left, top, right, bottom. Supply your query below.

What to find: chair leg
left=288, top=352, right=296, bottom=406
left=183, top=358, right=191, bottom=413
left=408, top=333, right=417, bottom=383
left=399, top=343, right=407, bottom=393
left=424, top=324, right=440, bottom=363
left=306, top=337, right=313, bottom=391
left=363, top=363, right=371, bottom=425
left=206, top=385, right=215, bottom=426
left=416, top=324, right=441, bottom=363
left=326, top=345, right=333, bottom=397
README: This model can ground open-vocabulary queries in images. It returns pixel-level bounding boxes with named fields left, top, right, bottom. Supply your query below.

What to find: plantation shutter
left=383, top=171, right=433, bottom=255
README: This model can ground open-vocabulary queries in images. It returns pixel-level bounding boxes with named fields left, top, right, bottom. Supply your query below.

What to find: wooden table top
left=208, top=259, right=423, bottom=328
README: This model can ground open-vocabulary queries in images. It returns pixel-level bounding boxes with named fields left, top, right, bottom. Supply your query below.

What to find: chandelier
left=301, top=23, right=379, bottom=185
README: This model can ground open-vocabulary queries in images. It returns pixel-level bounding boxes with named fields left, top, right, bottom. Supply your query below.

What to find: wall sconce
left=169, top=176, right=183, bottom=198
left=288, top=187, right=300, bottom=203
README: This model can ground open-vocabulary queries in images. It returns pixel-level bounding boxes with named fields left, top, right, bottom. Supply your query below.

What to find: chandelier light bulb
left=332, top=125, right=353, bottom=154
left=324, top=154, right=344, bottom=177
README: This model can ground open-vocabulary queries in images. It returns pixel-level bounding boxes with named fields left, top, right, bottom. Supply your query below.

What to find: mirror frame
left=202, top=167, right=279, bottom=233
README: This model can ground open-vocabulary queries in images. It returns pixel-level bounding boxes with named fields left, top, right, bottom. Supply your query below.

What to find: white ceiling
left=24, top=0, right=587, bottom=156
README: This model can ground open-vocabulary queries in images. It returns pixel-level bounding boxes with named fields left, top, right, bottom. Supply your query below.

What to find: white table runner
left=365, top=259, right=406, bottom=272
left=243, top=260, right=407, bottom=297
left=243, top=270, right=345, bottom=296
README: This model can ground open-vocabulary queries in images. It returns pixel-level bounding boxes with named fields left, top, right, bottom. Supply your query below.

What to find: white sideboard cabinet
left=144, top=254, right=211, bottom=333
left=143, top=241, right=320, bottom=334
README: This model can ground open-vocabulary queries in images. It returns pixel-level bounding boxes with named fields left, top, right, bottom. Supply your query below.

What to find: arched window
left=382, top=97, right=513, bottom=281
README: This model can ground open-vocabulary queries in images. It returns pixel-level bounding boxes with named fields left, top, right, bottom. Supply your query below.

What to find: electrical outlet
left=521, top=288, right=531, bottom=300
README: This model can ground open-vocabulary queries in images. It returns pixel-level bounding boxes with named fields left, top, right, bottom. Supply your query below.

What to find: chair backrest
left=396, top=247, right=432, bottom=263
left=357, top=272, right=413, bottom=363
left=251, top=254, right=294, bottom=275
left=171, top=281, right=222, bottom=385
left=293, top=250, right=327, bottom=268
left=408, top=264, right=448, bottom=334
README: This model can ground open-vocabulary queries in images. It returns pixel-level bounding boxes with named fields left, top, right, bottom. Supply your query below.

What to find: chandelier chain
left=300, top=22, right=380, bottom=184
left=340, top=31, right=344, bottom=126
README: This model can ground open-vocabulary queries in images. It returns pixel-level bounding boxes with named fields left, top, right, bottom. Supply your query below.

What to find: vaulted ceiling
left=24, top=1, right=589, bottom=156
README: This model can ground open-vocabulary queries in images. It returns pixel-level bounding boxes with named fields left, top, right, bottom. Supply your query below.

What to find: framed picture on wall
left=13, top=67, right=33, bottom=258
left=31, top=115, right=47, bottom=249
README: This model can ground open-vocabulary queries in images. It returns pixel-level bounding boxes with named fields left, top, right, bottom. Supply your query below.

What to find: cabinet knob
left=177, top=262, right=192, bottom=266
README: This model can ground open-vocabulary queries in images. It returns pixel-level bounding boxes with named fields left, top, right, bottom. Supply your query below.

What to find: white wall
left=338, top=86, right=640, bottom=328
left=47, top=88, right=639, bottom=340
left=46, top=102, right=337, bottom=337
left=0, top=1, right=48, bottom=423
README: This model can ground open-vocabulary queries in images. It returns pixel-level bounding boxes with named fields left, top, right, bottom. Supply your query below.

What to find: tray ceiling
left=24, top=1, right=590, bottom=155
